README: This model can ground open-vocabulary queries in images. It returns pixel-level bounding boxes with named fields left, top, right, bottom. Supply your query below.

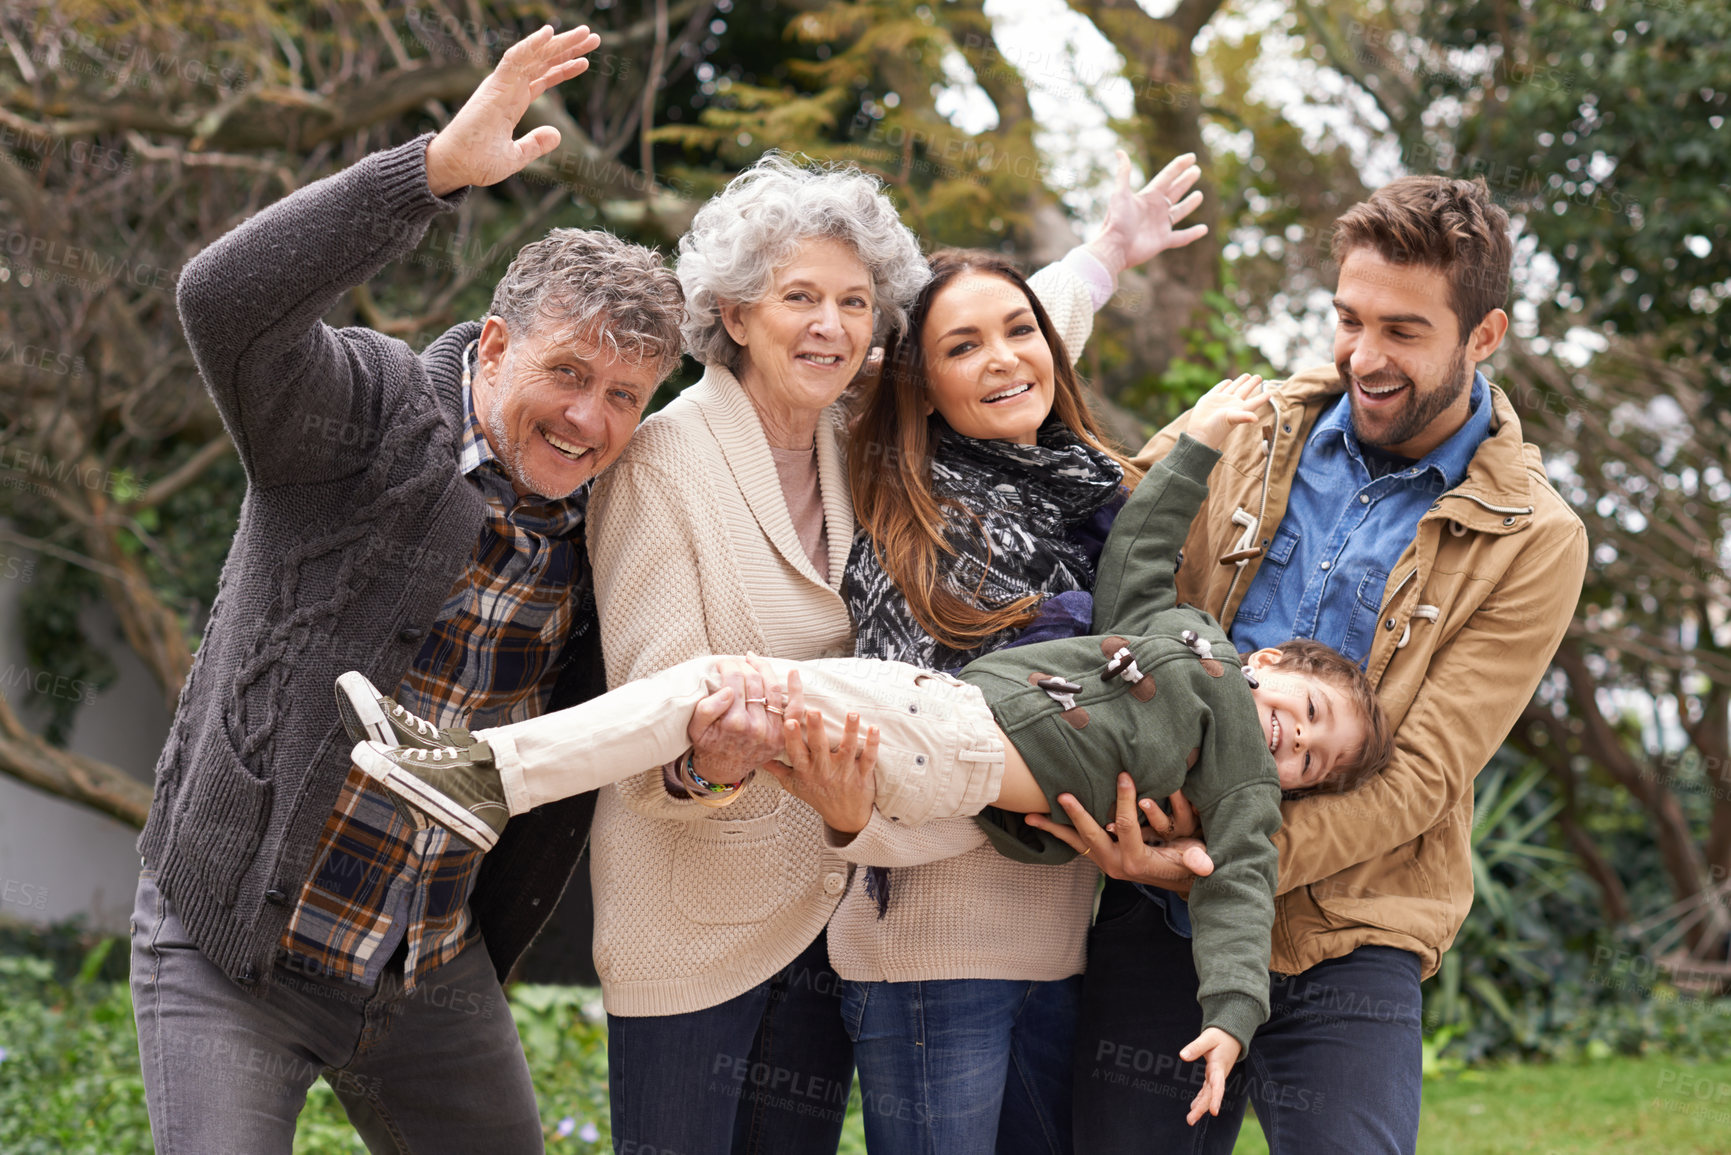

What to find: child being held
left=333, top=374, right=1392, bottom=1118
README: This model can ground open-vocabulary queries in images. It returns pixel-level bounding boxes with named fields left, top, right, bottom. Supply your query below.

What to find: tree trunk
left=1554, top=642, right=1715, bottom=948
left=1067, top=0, right=1224, bottom=395
left=1695, top=687, right=1731, bottom=887
left=948, top=0, right=1149, bottom=447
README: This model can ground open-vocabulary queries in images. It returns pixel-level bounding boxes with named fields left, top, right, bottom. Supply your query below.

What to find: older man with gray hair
left=129, top=26, right=681, bottom=1153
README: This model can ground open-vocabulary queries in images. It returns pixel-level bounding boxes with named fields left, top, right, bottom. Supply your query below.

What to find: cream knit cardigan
left=587, top=263, right=1098, bottom=1016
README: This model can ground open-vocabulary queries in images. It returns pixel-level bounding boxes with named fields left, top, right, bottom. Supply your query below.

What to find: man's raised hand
left=425, top=25, right=601, bottom=196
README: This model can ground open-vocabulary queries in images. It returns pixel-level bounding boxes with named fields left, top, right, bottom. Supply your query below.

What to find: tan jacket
left=1134, top=364, right=1586, bottom=978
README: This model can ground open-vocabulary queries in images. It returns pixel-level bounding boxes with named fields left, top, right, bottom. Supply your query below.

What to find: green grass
left=1229, top=1055, right=1731, bottom=1154
left=4, top=936, right=1730, bottom=1153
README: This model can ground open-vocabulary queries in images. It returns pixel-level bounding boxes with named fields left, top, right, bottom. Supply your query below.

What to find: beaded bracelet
left=678, top=750, right=753, bottom=807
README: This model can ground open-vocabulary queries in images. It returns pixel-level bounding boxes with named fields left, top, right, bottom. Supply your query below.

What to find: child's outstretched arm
left=1090, top=374, right=1267, bottom=632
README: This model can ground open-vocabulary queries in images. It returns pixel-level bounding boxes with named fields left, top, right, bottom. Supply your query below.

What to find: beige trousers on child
left=475, top=655, right=1006, bottom=826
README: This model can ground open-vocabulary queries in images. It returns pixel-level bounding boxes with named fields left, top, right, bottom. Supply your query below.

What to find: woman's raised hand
left=1083, top=150, right=1209, bottom=279
left=1188, top=373, right=1270, bottom=451
left=424, top=25, right=601, bottom=195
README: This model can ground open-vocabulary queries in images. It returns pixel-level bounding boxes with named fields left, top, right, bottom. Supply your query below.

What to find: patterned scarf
left=843, top=417, right=1124, bottom=914
left=846, top=418, right=1124, bottom=673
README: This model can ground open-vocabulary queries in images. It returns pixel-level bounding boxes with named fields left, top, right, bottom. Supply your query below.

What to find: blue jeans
left=1072, top=880, right=1423, bottom=1154
left=606, top=928, right=852, bottom=1155
left=130, top=872, right=542, bottom=1154
left=841, top=976, right=1079, bottom=1155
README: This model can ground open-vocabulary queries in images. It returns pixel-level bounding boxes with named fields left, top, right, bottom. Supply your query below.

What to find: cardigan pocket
left=181, top=727, right=276, bottom=911
left=670, top=806, right=794, bottom=925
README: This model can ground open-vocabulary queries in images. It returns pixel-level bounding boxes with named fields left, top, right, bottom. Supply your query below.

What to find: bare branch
left=1292, top=0, right=1419, bottom=133
left=359, top=0, right=414, bottom=71
left=123, top=131, right=299, bottom=192
left=1172, top=0, right=1223, bottom=41
left=0, top=691, right=152, bottom=829
left=639, top=0, right=669, bottom=200
left=132, top=435, right=235, bottom=511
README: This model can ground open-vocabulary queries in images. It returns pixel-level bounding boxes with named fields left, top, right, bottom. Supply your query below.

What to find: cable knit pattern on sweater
left=141, top=136, right=601, bottom=990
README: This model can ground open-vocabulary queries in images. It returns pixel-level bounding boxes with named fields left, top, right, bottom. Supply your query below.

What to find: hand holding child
left=1188, top=373, right=1269, bottom=451
left=684, top=655, right=787, bottom=784
left=1025, top=773, right=1215, bottom=886
left=1179, top=1026, right=1242, bottom=1125
left=758, top=670, right=883, bottom=834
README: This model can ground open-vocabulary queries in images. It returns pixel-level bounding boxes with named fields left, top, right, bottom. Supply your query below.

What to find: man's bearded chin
left=483, top=376, right=582, bottom=500
left=1343, top=345, right=1469, bottom=450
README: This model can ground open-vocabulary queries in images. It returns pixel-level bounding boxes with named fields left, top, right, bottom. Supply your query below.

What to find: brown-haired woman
left=788, top=154, right=1208, bottom=1155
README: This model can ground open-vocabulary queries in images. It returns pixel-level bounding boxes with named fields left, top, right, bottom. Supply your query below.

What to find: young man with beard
left=128, top=26, right=698, bottom=1153
left=1038, top=176, right=1587, bottom=1152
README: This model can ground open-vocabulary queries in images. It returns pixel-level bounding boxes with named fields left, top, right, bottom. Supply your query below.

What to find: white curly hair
left=676, top=152, right=930, bottom=371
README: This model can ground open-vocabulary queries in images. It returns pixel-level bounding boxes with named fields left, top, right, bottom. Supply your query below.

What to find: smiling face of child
left=1245, top=649, right=1369, bottom=791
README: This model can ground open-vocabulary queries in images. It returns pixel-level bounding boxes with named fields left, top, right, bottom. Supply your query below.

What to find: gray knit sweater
left=141, top=136, right=603, bottom=992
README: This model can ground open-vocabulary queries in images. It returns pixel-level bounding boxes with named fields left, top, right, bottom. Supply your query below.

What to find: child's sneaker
left=351, top=740, right=509, bottom=851
left=335, top=671, right=471, bottom=750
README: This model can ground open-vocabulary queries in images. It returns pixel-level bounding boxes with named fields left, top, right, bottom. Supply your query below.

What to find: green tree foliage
left=651, top=0, right=1059, bottom=253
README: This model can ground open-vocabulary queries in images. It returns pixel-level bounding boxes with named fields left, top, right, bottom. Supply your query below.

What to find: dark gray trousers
left=129, top=871, right=544, bottom=1154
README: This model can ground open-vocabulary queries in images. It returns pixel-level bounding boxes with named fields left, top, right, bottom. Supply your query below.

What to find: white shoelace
left=390, top=703, right=440, bottom=737
left=405, top=745, right=464, bottom=762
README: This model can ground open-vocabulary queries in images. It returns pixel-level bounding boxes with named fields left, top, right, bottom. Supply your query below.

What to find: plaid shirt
left=280, top=349, right=588, bottom=989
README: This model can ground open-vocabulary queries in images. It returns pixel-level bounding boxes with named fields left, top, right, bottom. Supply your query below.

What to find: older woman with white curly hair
left=584, top=153, right=930, bottom=1154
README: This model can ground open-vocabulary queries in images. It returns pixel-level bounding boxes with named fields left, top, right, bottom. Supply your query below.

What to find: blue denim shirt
left=1142, top=373, right=1494, bottom=939
left=1228, top=373, right=1492, bottom=665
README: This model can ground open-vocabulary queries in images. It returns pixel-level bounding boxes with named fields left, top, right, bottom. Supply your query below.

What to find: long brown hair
left=848, top=249, right=1141, bottom=653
